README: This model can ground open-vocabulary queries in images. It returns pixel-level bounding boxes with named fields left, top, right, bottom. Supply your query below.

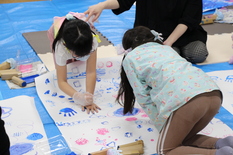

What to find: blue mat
left=0, top=0, right=233, bottom=154
left=203, top=0, right=233, bottom=12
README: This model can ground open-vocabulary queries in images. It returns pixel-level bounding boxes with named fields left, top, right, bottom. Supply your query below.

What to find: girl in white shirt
left=47, top=12, right=101, bottom=114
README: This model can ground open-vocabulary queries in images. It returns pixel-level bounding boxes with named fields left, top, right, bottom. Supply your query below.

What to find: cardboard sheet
left=197, top=33, right=233, bottom=65
left=23, top=30, right=233, bottom=69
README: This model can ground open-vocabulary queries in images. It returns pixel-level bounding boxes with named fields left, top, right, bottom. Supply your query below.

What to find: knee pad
left=181, top=41, right=208, bottom=63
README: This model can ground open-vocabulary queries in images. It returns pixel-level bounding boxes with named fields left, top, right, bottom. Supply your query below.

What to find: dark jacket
left=112, top=0, right=207, bottom=47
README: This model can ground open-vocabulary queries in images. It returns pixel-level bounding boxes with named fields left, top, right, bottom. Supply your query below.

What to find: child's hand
left=72, top=92, right=94, bottom=106
left=82, top=103, right=101, bottom=114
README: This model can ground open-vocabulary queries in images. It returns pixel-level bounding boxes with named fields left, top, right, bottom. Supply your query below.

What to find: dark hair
left=52, top=18, right=93, bottom=57
left=122, top=26, right=163, bottom=50
left=116, top=55, right=135, bottom=114
left=116, top=26, right=163, bottom=114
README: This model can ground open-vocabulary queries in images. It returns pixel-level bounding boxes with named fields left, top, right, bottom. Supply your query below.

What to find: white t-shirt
left=54, top=37, right=98, bottom=66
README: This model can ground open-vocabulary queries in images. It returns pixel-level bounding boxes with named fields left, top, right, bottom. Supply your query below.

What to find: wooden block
left=118, top=140, right=144, bottom=149
left=121, top=150, right=141, bottom=155
left=203, top=14, right=217, bottom=20
left=200, top=18, right=214, bottom=25
left=119, top=144, right=144, bottom=154
left=0, top=62, right=11, bottom=70
left=118, top=140, right=144, bottom=155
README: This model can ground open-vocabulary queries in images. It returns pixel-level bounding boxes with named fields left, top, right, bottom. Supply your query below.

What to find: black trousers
left=0, top=107, right=10, bottom=155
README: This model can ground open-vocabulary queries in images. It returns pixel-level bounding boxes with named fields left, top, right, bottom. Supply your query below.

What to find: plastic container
left=35, top=135, right=83, bottom=155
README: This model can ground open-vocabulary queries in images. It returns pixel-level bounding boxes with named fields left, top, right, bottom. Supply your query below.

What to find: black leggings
left=173, top=41, right=208, bottom=64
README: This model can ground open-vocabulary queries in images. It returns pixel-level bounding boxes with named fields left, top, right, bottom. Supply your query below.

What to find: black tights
left=173, top=41, right=208, bottom=64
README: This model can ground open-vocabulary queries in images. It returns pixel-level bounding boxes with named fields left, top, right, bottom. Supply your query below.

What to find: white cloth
left=54, top=37, right=98, bottom=66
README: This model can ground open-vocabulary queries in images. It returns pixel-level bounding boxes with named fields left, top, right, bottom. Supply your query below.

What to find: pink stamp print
left=125, top=117, right=137, bottom=121
left=75, top=138, right=88, bottom=145
left=96, top=128, right=109, bottom=135
left=106, top=61, right=113, bottom=67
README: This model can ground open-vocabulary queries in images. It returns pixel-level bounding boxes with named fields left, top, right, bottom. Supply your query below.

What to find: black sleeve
left=0, top=107, right=10, bottom=155
left=179, top=0, right=203, bottom=31
left=112, top=0, right=136, bottom=15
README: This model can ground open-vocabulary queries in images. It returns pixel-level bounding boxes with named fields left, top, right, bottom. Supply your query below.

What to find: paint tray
left=15, top=50, right=47, bottom=78
left=35, top=135, right=83, bottom=155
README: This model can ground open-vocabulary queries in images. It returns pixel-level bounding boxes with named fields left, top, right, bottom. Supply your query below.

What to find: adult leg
left=157, top=91, right=221, bottom=155
left=181, top=41, right=208, bottom=63
left=172, top=47, right=181, bottom=55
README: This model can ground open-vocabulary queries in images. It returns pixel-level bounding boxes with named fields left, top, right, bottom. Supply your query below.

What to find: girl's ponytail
left=116, top=55, right=135, bottom=114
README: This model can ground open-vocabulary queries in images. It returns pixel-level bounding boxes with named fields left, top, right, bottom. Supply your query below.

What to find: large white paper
left=35, top=56, right=233, bottom=154
left=1, top=95, right=48, bottom=155
left=207, top=70, right=233, bottom=115
left=35, top=56, right=159, bottom=154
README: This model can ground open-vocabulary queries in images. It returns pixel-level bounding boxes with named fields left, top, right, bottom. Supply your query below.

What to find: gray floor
left=203, top=5, right=233, bottom=35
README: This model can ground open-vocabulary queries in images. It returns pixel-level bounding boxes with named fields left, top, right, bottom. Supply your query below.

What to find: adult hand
left=84, top=3, right=104, bottom=23
left=163, top=40, right=173, bottom=46
left=82, top=103, right=101, bottom=114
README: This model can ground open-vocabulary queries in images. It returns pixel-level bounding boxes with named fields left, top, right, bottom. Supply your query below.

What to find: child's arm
left=84, top=49, right=101, bottom=114
left=86, top=50, right=97, bottom=97
left=55, top=62, right=77, bottom=97
left=56, top=61, right=100, bottom=114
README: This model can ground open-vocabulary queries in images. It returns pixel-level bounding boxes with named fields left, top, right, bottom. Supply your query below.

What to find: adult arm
left=163, top=24, right=187, bottom=46
left=84, top=0, right=120, bottom=22
left=164, top=0, right=203, bottom=46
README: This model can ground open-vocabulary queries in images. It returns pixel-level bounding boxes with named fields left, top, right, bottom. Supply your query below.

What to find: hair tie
left=93, top=34, right=101, bottom=43
left=150, top=30, right=163, bottom=42
left=66, top=13, right=76, bottom=20
left=115, top=44, right=132, bottom=55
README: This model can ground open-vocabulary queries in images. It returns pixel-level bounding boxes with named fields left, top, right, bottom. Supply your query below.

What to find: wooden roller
left=11, top=76, right=27, bottom=87
left=0, top=62, right=11, bottom=70
left=1, top=70, right=21, bottom=80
